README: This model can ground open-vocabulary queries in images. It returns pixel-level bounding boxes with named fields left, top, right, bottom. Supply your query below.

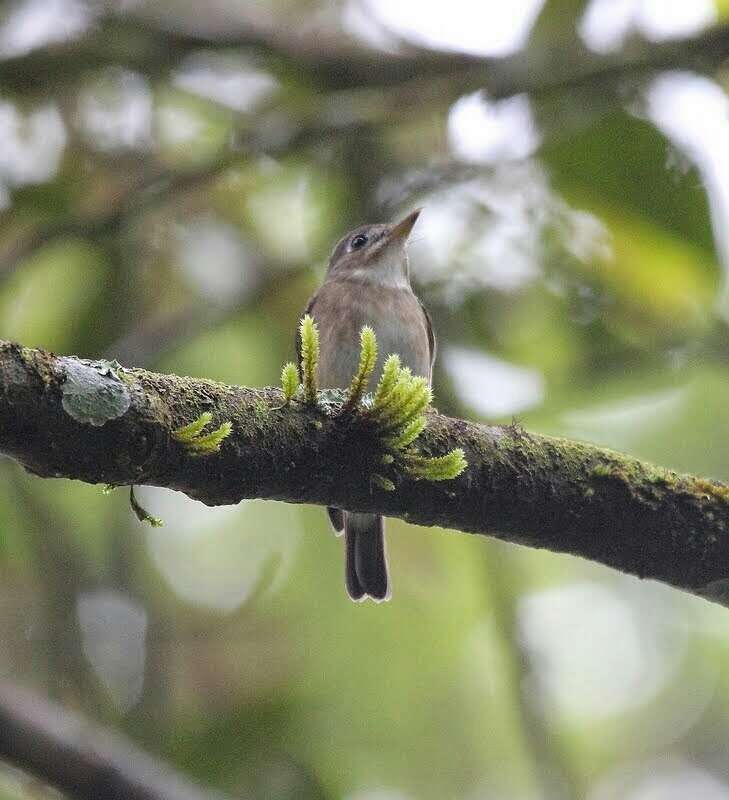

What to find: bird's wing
left=419, top=298, right=436, bottom=382
left=296, top=293, right=318, bottom=379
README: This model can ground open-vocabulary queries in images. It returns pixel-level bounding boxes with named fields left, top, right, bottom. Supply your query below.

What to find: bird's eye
left=350, top=233, right=368, bottom=250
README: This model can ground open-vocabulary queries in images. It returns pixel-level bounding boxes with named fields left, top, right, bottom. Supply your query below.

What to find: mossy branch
left=297, top=326, right=467, bottom=489
left=2, top=338, right=729, bottom=609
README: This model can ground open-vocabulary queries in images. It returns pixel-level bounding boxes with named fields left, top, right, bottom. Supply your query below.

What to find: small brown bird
left=298, top=209, right=434, bottom=601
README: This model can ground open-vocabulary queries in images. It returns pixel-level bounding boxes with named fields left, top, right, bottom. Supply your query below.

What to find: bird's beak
left=364, top=208, right=421, bottom=265
left=387, top=208, right=421, bottom=245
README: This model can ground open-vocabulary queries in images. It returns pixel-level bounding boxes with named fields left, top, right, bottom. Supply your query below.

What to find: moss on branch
left=1, top=338, right=729, bottom=607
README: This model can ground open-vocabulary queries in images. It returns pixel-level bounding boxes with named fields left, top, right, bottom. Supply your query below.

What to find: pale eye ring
left=350, top=233, right=368, bottom=250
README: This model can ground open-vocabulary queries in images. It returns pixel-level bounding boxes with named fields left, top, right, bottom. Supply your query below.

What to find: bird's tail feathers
left=343, top=512, right=389, bottom=602
left=327, top=507, right=345, bottom=535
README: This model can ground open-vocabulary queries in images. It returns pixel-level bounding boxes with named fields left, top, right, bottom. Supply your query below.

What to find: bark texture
left=2, top=340, right=729, bottom=606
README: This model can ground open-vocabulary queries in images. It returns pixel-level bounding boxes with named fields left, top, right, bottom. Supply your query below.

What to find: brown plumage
left=297, top=210, right=434, bottom=601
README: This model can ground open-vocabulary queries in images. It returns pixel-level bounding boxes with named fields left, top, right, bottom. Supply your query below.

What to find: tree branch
left=0, top=109, right=366, bottom=280
left=2, top=14, right=727, bottom=100
left=0, top=681, right=230, bottom=800
left=293, top=23, right=729, bottom=97
left=0, top=157, right=244, bottom=280
left=2, top=340, right=729, bottom=606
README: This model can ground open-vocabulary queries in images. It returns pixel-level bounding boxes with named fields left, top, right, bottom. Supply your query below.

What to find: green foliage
left=386, top=416, right=427, bottom=450
left=591, top=462, right=614, bottom=478
left=280, top=362, right=300, bottom=404
left=373, top=355, right=404, bottom=408
left=129, top=486, right=164, bottom=527
left=373, top=374, right=432, bottom=434
left=404, top=450, right=468, bottom=481
left=0, top=239, right=107, bottom=353
left=173, top=412, right=232, bottom=456
left=299, top=315, right=320, bottom=405
left=187, top=422, right=233, bottom=454
left=173, top=412, right=212, bottom=441
left=371, top=474, right=396, bottom=492
left=344, top=325, right=378, bottom=411
left=362, top=341, right=465, bottom=484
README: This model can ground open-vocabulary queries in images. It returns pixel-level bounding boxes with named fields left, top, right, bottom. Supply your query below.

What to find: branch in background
left=0, top=156, right=245, bottom=280
left=0, top=681, right=230, bottom=800
left=0, top=107, right=371, bottom=281
left=5, top=18, right=726, bottom=283
left=2, top=16, right=726, bottom=288
left=2, top=340, right=729, bottom=607
left=104, top=256, right=311, bottom=367
left=281, top=23, right=729, bottom=97
left=1, top=13, right=727, bottom=99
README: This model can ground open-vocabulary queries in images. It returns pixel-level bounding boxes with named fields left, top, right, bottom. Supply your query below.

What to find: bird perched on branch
left=298, top=209, right=434, bottom=601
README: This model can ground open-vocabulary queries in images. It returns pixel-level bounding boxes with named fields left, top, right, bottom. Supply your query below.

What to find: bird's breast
left=312, top=280, right=431, bottom=390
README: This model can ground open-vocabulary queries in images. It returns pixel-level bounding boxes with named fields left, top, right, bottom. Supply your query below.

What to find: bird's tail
left=343, top=512, right=389, bottom=601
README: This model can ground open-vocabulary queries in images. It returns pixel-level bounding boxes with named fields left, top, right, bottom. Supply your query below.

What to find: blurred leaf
left=154, top=86, right=234, bottom=166
left=531, top=0, right=591, bottom=43
left=160, top=311, right=282, bottom=387
left=584, top=205, right=717, bottom=343
left=214, top=158, right=347, bottom=264
left=0, top=239, right=106, bottom=351
left=717, top=0, right=729, bottom=20
left=541, top=110, right=717, bottom=254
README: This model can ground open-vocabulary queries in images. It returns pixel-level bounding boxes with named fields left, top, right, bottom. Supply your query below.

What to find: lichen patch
left=59, top=358, right=131, bottom=427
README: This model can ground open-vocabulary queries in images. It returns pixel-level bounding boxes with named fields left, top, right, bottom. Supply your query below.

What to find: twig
left=0, top=681, right=230, bottom=800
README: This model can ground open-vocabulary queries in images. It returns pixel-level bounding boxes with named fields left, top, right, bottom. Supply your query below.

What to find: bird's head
left=327, top=209, right=421, bottom=288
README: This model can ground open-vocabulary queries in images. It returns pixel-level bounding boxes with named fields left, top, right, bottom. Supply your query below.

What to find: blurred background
left=1, top=0, right=729, bottom=798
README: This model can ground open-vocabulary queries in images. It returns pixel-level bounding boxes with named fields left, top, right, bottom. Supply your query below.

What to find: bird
left=297, top=209, right=434, bottom=601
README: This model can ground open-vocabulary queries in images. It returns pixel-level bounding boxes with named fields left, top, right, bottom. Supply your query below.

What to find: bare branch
left=0, top=681, right=230, bottom=800
left=2, top=13, right=727, bottom=100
